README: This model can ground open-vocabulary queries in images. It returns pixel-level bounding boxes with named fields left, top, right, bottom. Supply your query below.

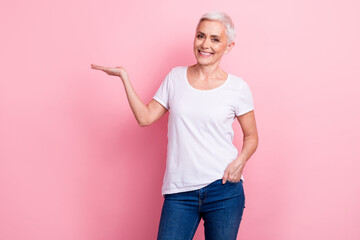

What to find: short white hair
left=196, top=11, right=236, bottom=45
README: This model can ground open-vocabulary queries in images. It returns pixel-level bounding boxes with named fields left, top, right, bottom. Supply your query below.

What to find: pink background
left=1, top=0, right=359, bottom=239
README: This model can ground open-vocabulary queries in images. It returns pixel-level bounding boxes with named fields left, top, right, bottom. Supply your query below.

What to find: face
left=193, top=20, right=234, bottom=66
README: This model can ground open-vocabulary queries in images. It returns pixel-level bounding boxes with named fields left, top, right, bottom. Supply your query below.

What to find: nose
left=201, top=37, right=211, bottom=49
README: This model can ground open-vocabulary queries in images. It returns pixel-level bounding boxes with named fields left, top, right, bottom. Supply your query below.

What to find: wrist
left=235, top=155, right=246, bottom=164
left=120, top=76, right=129, bottom=83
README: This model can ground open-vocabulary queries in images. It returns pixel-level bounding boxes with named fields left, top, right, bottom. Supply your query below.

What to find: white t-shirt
left=153, top=66, right=254, bottom=196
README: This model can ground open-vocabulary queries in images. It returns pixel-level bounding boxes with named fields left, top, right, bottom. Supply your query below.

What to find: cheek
left=214, top=44, right=227, bottom=53
left=193, top=39, right=201, bottom=46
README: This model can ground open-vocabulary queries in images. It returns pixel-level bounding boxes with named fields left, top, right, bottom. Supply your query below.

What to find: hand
left=91, top=64, right=129, bottom=81
left=222, top=158, right=246, bottom=184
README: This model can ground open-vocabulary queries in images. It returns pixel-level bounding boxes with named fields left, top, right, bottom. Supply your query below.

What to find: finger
left=91, top=64, right=101, bottom=69
left=93, top=66, right=108, bottom=70
left=222, top=172, right=229, bottom=184
left=91, top=64, right=108, bottom=70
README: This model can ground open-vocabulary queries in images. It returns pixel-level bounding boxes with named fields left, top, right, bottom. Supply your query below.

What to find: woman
left=91, top=11, right=258, bottom=240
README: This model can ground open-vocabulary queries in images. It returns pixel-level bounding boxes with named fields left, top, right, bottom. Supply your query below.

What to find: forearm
left=236, top=134, right=258, bottom=163
left=222, top=133, right=258, bottom=183
left=121, top=77, right=150, bottom=126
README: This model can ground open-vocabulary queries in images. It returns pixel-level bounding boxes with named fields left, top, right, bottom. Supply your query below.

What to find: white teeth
left=199, top=51, right=213, bottom=55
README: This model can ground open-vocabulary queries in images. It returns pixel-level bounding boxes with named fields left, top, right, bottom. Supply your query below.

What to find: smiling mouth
left=198, top=50, right=214, bottom=57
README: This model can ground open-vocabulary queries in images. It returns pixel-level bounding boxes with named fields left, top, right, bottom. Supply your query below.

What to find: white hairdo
left=196, top=11, right=236, bottom=44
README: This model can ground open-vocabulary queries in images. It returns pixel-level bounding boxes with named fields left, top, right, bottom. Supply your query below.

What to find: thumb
left=222, top=171, right=229, bottom=184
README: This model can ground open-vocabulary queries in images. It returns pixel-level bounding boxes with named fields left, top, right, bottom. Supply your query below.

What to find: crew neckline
left=185, top=66, right=230, bottom=92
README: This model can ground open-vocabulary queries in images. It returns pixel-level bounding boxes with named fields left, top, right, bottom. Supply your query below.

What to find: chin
left=196, top=55, right=213, bottom=62
left=196, top=60, right=212, bottom=66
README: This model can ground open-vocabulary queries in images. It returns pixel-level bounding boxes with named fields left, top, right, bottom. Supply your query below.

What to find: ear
left=224, top=41, right=235, bottom=55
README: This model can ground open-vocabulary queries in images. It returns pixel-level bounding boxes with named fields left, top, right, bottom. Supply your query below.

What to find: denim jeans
left=157, top=179, right=245, bottom=240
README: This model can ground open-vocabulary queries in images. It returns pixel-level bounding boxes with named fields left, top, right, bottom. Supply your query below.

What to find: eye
left=197, top=34, right=204, bottom=38
left=212, top=38, right=220, bottom=42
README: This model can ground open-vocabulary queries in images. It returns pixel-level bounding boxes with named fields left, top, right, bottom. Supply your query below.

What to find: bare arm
left=236, top=110, right=259, bottom=163
left=222, top=110, right=259, bottom=183
left=122, top=78, right=168, bottom=126
left=91, top=64, right=168, bottom=127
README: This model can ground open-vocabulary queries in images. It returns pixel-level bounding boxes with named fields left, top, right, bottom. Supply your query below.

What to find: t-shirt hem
left=152, top=96, right=169, bottom=109
left=162, top=175, right=246, bottom=196
left=162, top=183, right=214, bottom=196
left=236, top=107, right=254, bottom=116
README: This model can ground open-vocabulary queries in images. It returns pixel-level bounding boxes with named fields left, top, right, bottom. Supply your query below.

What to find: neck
left=191, top=62, right=225, bottom=79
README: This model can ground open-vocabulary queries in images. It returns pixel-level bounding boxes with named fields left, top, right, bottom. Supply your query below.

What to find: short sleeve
left=235, top=81, right=254, bottom=116
left=152, top=69, right=172, bottom=110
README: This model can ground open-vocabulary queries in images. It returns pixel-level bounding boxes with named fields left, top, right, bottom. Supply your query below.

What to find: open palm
left=91, top=64, right=128, bottom=81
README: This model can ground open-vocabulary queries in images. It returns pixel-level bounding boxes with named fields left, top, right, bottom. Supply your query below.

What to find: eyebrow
left=197, top=31, right=221, bottom=39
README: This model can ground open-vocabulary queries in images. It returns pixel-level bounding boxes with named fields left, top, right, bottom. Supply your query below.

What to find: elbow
left=254, top=139, right=259, bottom=151
left=138, top=120, right=148, bottom=127
left=254, top=135, right=259, bottom=150
left=244, top=133, right=259, bottom=150
left=138, top=118, right=151, bottom=127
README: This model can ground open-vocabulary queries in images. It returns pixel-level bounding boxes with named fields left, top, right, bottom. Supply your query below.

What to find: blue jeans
left=157, top=179, right=245, bottom=240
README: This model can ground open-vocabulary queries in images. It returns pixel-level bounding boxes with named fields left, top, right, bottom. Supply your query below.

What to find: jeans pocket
left=227, top=180, right=241, bottom=184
